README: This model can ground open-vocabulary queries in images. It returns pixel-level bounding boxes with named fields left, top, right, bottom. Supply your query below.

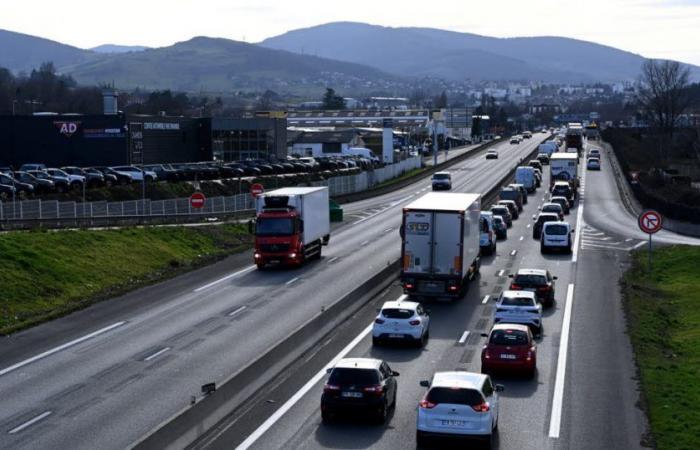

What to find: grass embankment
left=0, top=224, right=252, bottom=335
left=623, top=246, right=700, bottom=450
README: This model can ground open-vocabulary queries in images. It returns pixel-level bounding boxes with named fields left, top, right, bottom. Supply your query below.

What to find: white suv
left=494, top=290, right=543, bottom=334
left=417, top=371, right=503, bottom=447
left=541, top=221, right=574, bottom=253
left=372, top=300, right=430, bottom=347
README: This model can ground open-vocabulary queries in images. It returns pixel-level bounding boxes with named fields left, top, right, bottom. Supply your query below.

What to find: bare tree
left=637, top=59, right=691, bottom=138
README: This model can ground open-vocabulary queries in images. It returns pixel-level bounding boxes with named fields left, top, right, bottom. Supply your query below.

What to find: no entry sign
left=190, top=192, right=206, bottom=209
left=250, top=183, right=264, bottom=198
left=638, top=210, right=662, bottom=234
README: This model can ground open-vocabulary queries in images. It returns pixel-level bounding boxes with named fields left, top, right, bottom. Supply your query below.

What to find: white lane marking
left=571, top=176, right=587, bottom=264
left=0, top=321, right=127, bottom=377
left=625, top=238, right=633, bottom=242
left=549, top=283, right=575, bottom=439
left=285, top=277, right=300, bottom=286
left=193, top=266, right=256, bottom=292
left=458, top=331, right=470, bottom=344
left=144, top=347, right=171, bottom=362
left=8, top=411, right=52, bottom=434
left=360, top=240, right=370, bottom=246
left=632, top=241, right=646, bottom=250
left=497, top=270, right=505, bottom=277
left=351, top=194, right=415, bottom=225
left=235, top=320, right=375, bottom=450
left=482, top=295, right=490, bottom=304
left=228, top=306, right=248, bottom=317
left=383, top=228, right=393, bottom=233
left=526, top=224, right=531, bottom=228
left=510, top=250, right=517, bottom=256
left=519, top=236, right=524, bottom=241
left=328, top=256, right=339, bottom=263
left=396, top=294, right=408, bottom=303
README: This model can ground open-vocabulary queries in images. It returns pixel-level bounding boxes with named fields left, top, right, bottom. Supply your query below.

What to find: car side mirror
left=419, top=380, right=430, bottom=388
left=392, top=371, right=400, bottom=377
left=495, top=384, right=505, bottom=392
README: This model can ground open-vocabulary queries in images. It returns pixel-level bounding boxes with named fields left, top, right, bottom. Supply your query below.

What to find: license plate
left=500, top=354, right=517, bottom=360
left=341, top=392, right=362, bottom=398
left=389, top=334, right=403, bottom=338
left=441, top=419, right=466, bottom=427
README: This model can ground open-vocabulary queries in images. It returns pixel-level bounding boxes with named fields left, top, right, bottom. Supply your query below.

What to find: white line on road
left=0, top=321, right=127, bottom=377
left=285, top=277, right=300, bottom=286
left=360, top=240, right=369, bottom=246
left=519, top=236, right=524, bottom=241
left=8, top=411, right=52, bottom=434
left=510, top=250, right=517, bottom=256
left=548, top=283, right=575, bottom=439
left=632, top=241, right=646, bottom=250
left=571, top=171, right=587, bottom=263
left=235, top=320, right=375, bottom=450
left=497, top=270, right=505, bottom=277
left=144, top=347, right=170, bottom=362
left=458, top=331, right=470, bottom=344
left=193, top=266, right=256, bottom=292
left=383, top=228, right=393, bottom=233
left=228, top=306, right=248, bottom=317
left=328, top=256, right=339, bottom=263
left=625, top=238, right=634, bottom=242
left=482, top=295, right=490, bottom=304
left=526, top=224, right=531, bottom=228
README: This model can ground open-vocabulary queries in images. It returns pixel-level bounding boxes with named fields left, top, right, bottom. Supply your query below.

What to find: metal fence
left=0, top=157, right=422, bottom=224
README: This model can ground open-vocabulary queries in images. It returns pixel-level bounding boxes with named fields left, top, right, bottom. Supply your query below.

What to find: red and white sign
left=190, top=192, right=206, bottom=209
left=250, top=183, right=264, bottom=198
left=638, top=210, right=662, bottom=234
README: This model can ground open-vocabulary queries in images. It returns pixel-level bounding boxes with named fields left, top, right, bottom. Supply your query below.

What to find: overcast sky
left=3, top=0, right=699, bottom=65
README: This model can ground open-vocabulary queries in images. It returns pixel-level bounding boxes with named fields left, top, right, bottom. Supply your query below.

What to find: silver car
left=494, top=290, right=542, bottom=333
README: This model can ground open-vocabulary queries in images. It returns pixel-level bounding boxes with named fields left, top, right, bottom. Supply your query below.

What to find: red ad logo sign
left=54, top=121, right=81, bottom=137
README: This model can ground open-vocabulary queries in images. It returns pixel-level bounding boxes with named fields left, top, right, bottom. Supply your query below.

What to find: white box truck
left=550, top=153, right=579, bottom=189
left=400, top=192, right=481, bottom=299
left=252, top=187, right=330, bottom=268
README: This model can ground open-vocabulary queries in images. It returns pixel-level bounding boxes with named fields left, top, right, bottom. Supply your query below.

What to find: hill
left=0, top=29, right=93, bottom=73
left=90, top=44, right=149, bottom=54
left=261, top=22, right=700, bottom=82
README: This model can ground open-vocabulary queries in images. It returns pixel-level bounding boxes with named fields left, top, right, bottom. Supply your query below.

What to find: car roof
left=542, top=202, right=562, bottom=208
left=430, top=371, right=485, bottom=390
left=381, top=300, right=419, bottom=310
left=500, top=290, right=536, bottom=299
left=553, top=181, right=571, bottom=186
left=516, top=268, right=547, bottom=276
left=550, top=196, right=567, bottom=200
left=334, top=358, right=382, bottom=370
left=537, top=212, right=560, bottom=219
left=434, top=171, right=450, bottom=175
left=491, top=323, right=530, bottom=333
left=543, top=221, right=570, bottom=229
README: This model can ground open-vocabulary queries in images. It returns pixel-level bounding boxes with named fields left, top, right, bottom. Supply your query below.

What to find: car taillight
left=409, top=319, right=421, bottom=326
left=375, top=318, right=385, bottom=324
left=527, top=346, right=535, bottom=361
left=404, top=283, right=415, bottom=290
left=324, top=384, right=340, bottom=393
left=363, top=385, right=384, bottom=395
left=510, top=284, right=521, bottom=290
left=472, top=402, right=490, bottom=413
left=538, top=286, right=551, bottom=291
left=419, top=398, right=437, bottom=409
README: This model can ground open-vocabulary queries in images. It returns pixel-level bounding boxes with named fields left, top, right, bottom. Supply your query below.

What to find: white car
left=417, top=371, right=503, bottom=447
left=485, top=150, right=499, bottom=159
left=494, top=290, right=542, bottom=333
left=541, top=221, right=574, bottom=253
left=587, top=148, right=601, bottom=159
left=111, top=166, right=158, bottom=182
left=372, top=300, right=430, bottom=347
left=587, top=158, right=601, bottom=170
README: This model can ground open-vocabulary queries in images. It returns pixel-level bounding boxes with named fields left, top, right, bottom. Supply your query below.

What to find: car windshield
left=382, top=308, right=414, bottom=319
left=545, top=224, right=569, bottom=235
left=255, top=218, right=294, bottom=236
left=432, top=174, right=450, bottom=180
left=328, top=368, right=379, bottom=385
left=514, top=274, right=546, bottom=285
left=492, top=207, right=508, bottom=215
left=493, top=217, right=504, bottom=225
left=490, top=329, right=529, bottom=345
left=543, top=205, right=561, bottom=213
left=50, top=169, right=69, bottom=177
left=427, top=387, right=483, bottom=406
left=501, top=296, right=535, bottom=307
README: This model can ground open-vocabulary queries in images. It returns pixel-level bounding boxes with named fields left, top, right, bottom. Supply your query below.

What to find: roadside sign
left=638, top=210, right=662, bottom=234
left=190, top=192, right=206, bottom=209
left=250, top=183, right=264, bottom=198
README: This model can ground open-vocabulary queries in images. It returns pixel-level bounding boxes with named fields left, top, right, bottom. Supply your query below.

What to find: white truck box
left=256, top=187, right=330, bottom=246
left=550, top=153, right=579, bottom=186
left=401, top=192, right=481, bottom=297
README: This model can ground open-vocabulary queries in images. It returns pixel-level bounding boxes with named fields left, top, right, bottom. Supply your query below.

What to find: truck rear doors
left=403, top=211, right=462, bottom=276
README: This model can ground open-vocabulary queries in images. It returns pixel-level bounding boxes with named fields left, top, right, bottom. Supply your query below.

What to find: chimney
left=102, top=89, right=118, bottom=115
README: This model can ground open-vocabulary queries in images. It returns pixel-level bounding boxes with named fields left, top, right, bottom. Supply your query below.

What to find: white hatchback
left=372, top=301, right=430, bottom=347
left=494, top=290, right=543, bottom=333
left=417, top=371, right=503, bottom=447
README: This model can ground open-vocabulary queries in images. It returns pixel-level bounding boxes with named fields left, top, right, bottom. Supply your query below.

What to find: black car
left=28, top=170, right=69, bottom=193
left=490, top=205, right=512, bottom=227
left=62, top=166, right=104, bottom=188
left=0, top=173, right=34, bottom=196
left=85, top=168, right=117, bottom=187
left=13, top=171, right=54, bottom=194
left=550, top=196, right=571, bottom=215
left=509, top=269, right=557, bottom=307
left=532, top=213, right=560, bottom=239
left=0, top=183, right=16, bottom=200
left=92, top=167, right=133, bottom=185
left=536, top=153, right=550, bottom=165
left=0, top=166, right=13, bottom=175
left=143, top=164, right=181, bottom=183
left=528, top=160, right=543, bottom=172
left=551, top=182, right=575, bottom=207
left=321, top=358, right=399, bottom=424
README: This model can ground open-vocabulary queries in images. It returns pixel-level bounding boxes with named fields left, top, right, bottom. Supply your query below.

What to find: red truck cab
left=253, top=208, right=305, bottom=268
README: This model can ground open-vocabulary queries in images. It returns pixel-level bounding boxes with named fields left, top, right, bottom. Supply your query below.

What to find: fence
left=0, top=157, right=422, bottom=226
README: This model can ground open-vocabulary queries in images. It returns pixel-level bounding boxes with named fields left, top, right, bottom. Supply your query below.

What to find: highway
left=0, top=137, right=542, bottom=449
left=198, top=142, right=700, bottom=450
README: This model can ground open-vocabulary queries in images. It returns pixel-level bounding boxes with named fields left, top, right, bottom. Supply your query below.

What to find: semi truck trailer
left=251, top=187, right=330, bottom=268
left=400, top=192, right=481, bottom=299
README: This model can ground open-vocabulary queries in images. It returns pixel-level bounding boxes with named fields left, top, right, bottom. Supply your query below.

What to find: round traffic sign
left=250, top=183, right=264, bottom=198
left=190, top=192, right=206, bottom=209
left=638, top=210, right=662, bottom=234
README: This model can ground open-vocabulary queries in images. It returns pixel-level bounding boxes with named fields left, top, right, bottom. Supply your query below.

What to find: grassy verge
left=623, top=245, right=700, bottom=450
left=0, top=224, right=252, bottom=335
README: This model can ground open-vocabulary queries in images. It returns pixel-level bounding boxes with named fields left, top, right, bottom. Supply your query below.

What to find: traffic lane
left=557, top=248, right=647, bottom=450
left=0, top=140, right=543, bottom=449
left=239, top=175, right=578, bottom=450
left=583, top=146, right=700, bottom=245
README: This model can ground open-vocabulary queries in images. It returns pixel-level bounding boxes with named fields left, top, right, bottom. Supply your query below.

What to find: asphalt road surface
left=0, top=138, right=542, bottom=449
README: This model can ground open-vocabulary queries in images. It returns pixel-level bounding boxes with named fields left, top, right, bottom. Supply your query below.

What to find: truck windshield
left=256, top=218, right=295, bottom=236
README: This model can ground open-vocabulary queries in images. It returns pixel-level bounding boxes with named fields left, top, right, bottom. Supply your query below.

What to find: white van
left=541, top=221, right=574, bottom=253
left=479, top=212, right=497, bottom=256
left=515, top=166, right=537, bottom=193
left=344, top=147, right=379, bottom=162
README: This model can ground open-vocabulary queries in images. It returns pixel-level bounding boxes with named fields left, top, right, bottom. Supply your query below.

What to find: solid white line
left=144, top=347, right=170, bottom=362
left=236, top=321, right=375, bottom=450
left=8, top=411, right=52, bottom=434
left=510, top=250, right=517, bottom=256
left=625, top=238, right=634, bottom=242
left=482, top=295, right=490, bottom=304
left=228, top=306, right=248, bottom=317
left=396, top=294, right=408, bottom=303
left=285, top=277, right=300, bottom=286
left=571, top=173, right=586, bottom=263
left=497, top=270, right=505, bottom=277
left=458, top=331, right=470, bottom=344
left=0, top=321, right=126, bottom=377
left=549, top=283, right=575, bottom=439
left=632, top=241, right=646, bottom=250
left=193, top=266, right=256, bottom=292
left=328, top=257, right=339, bottom=263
